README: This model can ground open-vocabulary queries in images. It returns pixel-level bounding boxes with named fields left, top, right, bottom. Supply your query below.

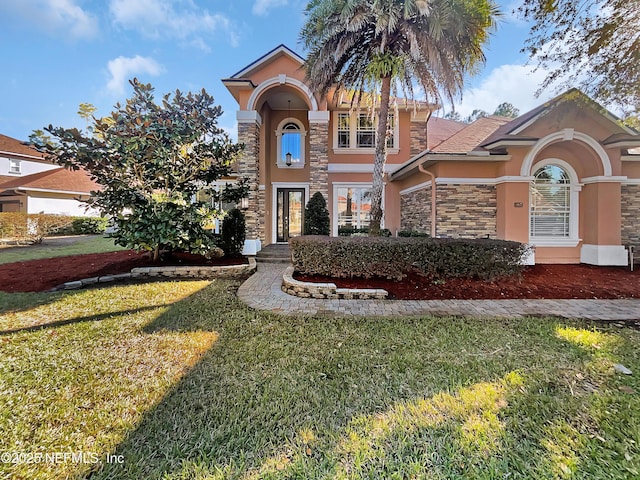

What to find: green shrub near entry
left=290, top=236, right=530, bottom=281
left=397, top=230, right=430, bottom=237
left=338, top=226, right=392, bottom=237
left=72, top=217, right=109, bottom=234
left=304, top=192, right=330, bottom=235
left=221, top=208, right=246, bottom=257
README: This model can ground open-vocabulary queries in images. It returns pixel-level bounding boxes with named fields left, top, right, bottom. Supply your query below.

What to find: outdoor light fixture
left=240, top=197, right=249, bottom=210
left=285, top=99, right=292, bottom=166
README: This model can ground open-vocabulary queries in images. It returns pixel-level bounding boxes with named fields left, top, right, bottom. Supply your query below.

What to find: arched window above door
left=276, top=118, right=306, bottom=168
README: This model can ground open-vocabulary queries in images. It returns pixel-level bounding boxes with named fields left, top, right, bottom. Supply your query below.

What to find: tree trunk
left=369, top=75, right=392, bottom=237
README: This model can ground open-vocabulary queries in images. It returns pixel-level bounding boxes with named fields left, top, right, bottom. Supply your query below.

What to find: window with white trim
left=530, top=164, right=571, bottom=238
left=333, top=111, right=397, bottom=152
left=276, top=118, right=306, bottom=168
left=336, top=186, right=372, bottom=230
left=9, top=159, right=20, bottom=174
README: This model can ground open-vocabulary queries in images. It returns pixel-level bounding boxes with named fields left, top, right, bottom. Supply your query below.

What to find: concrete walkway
left=238, top=263, right=640, bottom=320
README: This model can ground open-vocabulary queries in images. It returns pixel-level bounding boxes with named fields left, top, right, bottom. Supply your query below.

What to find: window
left=336, top=186, right=372, bottom=230
left=276, top=119, right=306, bottom=168
left=9, top=159, right=20, bottom=174
left=333, top=112, right=397, bottom=152
left=530, top=164, right=572, bottom=239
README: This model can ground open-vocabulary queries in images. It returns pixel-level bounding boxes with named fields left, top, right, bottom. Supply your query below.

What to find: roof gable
left=0, top=133, right=48, bottom=161
left=228, top=44, right=305, bottom=79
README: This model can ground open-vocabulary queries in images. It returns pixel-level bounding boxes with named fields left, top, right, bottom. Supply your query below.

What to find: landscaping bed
left=0, top=250, right=247, bottom=293
left=294, top=263, right=640, bottom=300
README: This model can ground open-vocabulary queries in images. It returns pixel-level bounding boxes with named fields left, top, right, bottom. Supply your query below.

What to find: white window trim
left=529, top=158, right=581, bottom=247
left=275, top=117, right=306, bottom=169
left=8, top=159, right=21, bottom=174
left=331, top=182, right=384, bottom=236
left=332, top=111, right=399, bottom=155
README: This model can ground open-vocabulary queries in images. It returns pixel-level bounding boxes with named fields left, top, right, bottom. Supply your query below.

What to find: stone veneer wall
left=401, top=184, right=497, bottom=238
left=621, top=184, right=640, bottom=245
left=237, top=121, right=263, bottom=240
left=400, top=186, right=432, bottom=233
left=437, top=184, right=497, bottom=238
left=309, top=121, right=329, bottom=200
left=410, top=122, right=428, bottom=156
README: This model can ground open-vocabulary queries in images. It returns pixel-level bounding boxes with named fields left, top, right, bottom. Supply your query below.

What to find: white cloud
left=108, top=0, right=236, bottom=49
left=106, top=55, right=164, bottom=95
left=252, top=0, right=289, bottom=16
left=1, top=0, right=98, bottom=39
left=451, top=64, right=555, bottom=118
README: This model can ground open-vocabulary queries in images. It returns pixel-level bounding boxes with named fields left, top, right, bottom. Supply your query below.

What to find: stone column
left=308, top=111, right=330, bottom=201
left=237, top=110, right=262, bottom=254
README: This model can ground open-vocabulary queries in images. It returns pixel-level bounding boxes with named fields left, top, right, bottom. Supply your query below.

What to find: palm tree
left=301, top=0, right=500, bottom=235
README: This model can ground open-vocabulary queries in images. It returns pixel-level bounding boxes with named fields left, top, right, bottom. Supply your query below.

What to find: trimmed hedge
left=290, top=236, right=531, bottom=281
left=0, top=213, right=75, bottom=244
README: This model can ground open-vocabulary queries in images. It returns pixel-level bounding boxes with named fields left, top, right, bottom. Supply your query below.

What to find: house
left=222, top=45, right=640, bottom=265
left=0, top=133, right=100, bottom=216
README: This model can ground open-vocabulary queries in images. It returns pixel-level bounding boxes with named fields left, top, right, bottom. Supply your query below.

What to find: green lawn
left=0, top=280, right=638, bottom=479
left=0, top=235, right=126, bottom=264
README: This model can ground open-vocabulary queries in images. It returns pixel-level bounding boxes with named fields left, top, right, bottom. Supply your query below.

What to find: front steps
left=255, top=244, right=291, bottom=264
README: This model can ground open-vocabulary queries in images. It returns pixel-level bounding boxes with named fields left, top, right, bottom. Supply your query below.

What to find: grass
left=0, top=235, right=126, bottom=264
left=0, top=280, right=638, bottom=479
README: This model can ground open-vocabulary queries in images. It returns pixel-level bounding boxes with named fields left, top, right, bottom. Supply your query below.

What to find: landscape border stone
left=56, top=257, right=256, bottom=291
left=282, top=266, right=387, bottom=300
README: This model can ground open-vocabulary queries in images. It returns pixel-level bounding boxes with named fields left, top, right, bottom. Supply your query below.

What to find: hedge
left=289, top=236, right=531, bottom=281
left=0, top=213, right=75, bottom=244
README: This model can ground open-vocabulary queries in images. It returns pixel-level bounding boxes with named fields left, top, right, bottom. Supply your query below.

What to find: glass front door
left=276, top=188, right=304, bottom=242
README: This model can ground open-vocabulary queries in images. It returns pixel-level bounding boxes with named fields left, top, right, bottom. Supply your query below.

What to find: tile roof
left=432, top=116, right=512, bottom=153
left=0, top=133, right=48, bottom=161
left=0, top=167, right=100, bottom=195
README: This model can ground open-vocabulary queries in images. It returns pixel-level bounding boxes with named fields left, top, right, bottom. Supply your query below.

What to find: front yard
left=1, top=279, right=639, bottom=479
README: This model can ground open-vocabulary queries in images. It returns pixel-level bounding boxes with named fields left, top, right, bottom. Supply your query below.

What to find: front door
left=276, top=188, right=304, bottom=242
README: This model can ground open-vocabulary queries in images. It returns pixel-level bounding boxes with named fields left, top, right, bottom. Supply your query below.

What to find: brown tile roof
left=427, top=117, right=466, bottom=149
left=0, top=167, right=101, bottom=195
left=432, top=116, right=512, bottom=153
left=0, top=133, right=48, bottom=161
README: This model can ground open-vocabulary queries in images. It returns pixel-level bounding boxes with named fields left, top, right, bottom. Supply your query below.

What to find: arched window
left=529, top=162, right=579, bottom=244
left=276, top=119, right=306, bottom=168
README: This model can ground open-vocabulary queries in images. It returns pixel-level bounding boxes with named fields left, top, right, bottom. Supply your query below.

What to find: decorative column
left=308, top=111, right=330, bottom=200
left=237, top=110, right=262, bottom=255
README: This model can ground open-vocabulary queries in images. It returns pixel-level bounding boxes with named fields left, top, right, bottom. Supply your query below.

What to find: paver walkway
left=238, top=263, right=640, bottom=320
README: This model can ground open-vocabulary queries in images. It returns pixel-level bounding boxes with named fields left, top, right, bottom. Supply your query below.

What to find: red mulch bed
left=295, top=264, right=640, bottom=300
left=0, top=251, right=247, bottom=293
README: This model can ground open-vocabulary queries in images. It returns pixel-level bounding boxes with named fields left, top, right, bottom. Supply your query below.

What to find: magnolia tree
left=31, top=79, right=247, bottom=261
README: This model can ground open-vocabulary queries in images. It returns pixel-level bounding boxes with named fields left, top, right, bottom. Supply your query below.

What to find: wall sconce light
left=240, top=197, right=249, bottom=210
left=285, top=152, right=292, bottom=167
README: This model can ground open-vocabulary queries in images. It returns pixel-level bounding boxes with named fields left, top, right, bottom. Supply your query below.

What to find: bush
left=289, top=236, right=530, bottom=281
left=0, top=213, right=74, bottom=244
left=338, top=226, right=392, bottom=237
left=398, top=230, right=430, bottom=237
left=72, top=217, right=109, bottom=234
left=221, top=208, right=246, bottom=257
left=304, top=192, right=330, bottom=235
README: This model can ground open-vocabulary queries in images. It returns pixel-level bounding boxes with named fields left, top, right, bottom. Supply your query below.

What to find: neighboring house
left=0, top=133, right=100, bottom=216
left=223, top=45, right=640, bottom=265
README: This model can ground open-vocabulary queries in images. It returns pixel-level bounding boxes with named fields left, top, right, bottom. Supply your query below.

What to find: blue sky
left=0, top=0, right=555, bottom=143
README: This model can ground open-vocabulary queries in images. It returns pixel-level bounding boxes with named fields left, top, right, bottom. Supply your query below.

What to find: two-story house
left=224, top=45, right=640, bottom=265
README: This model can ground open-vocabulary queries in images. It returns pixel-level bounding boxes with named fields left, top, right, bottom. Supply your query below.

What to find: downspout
left=418, top=163, right=436, bottom=237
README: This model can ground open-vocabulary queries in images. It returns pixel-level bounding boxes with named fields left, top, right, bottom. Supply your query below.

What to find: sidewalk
left=238, top=263, right=640, bottom=321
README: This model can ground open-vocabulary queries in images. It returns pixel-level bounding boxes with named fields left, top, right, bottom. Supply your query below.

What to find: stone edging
left=56, top=257, right=257, bottom=291
left=281, top=266, right=388, bottom=300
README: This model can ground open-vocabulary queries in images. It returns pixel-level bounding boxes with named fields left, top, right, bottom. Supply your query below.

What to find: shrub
left=398, top=230, right=430, bottom=237
left=0, top=213, right=74, bottom=244
left=221, top=208, right=246, bottom=257
left=72, top=217, right=109, bottom=234
left=289, top=236, right=530, bottom=281
left=304, top=192, right=330, bottom=235
left=338, top=226, right=392, bottom=237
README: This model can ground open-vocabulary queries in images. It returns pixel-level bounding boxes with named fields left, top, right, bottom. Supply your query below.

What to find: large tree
left=301, top=0, right=500, bottom=235
left=519, top=0, right=640, bottom=114
left=31, top=79, right=247, bottom=261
